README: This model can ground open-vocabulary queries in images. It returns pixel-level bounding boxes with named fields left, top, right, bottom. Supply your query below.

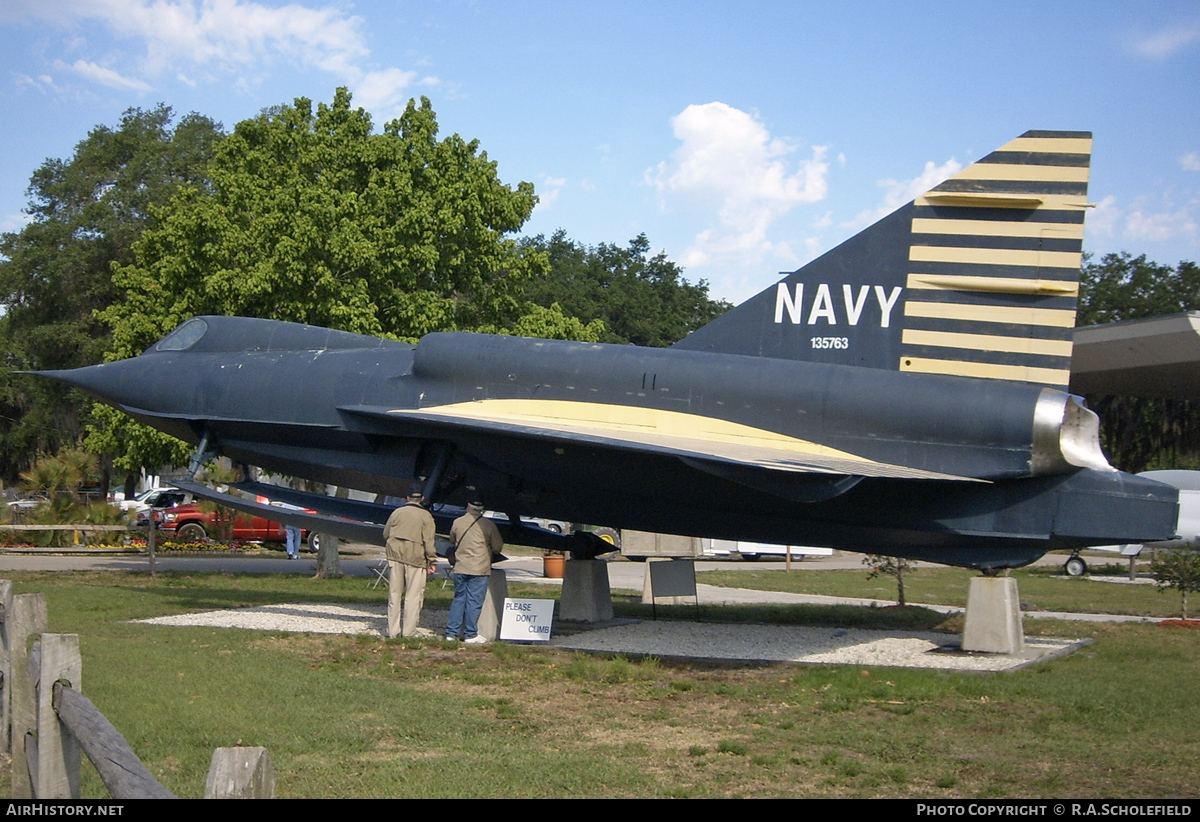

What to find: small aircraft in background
left=40, top=130, right=1182, bottom=570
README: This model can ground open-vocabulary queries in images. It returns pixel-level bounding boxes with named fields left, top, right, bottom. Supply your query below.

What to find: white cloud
left=1087, top=195, right=1120, bottom=240
left=1182, top=152, right=1200, bottom=172
left=535, top=175, right=567, bottom=210
left=21, top=0, right=430, bottom=113
left=58, top=58, right=152, bottom=91
left=648, top=102, right=828, bottom=268
left=1130, top=23, right=1200, bottom=59
left=845, top=158, right=962, bottom=229
left=15, top=73, right=59, bottom=93
left=76, top=0, right=370, bottom=75
left=1091, top=193, right=1198, bottom=247
left=802, top=236, right=823, bottom=261
left=353, top=68, right=418, bottom=111
left=1125, top=206, right=1197, bottom=243
left=1, top=213, right=33, bottom=233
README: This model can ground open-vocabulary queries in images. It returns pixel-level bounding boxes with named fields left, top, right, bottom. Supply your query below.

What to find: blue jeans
left=285, top=526, right=301, bottom=557
left=446, top=573, right=490, bottom=639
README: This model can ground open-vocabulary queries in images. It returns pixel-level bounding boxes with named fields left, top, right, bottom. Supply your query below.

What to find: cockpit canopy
left=147, top=316, right=410, bottom=356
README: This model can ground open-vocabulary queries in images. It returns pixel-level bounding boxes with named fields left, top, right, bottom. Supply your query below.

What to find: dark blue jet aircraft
left=41, top=130, right=1181, bottom=570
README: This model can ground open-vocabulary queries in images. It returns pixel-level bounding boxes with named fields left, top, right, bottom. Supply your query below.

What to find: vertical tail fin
left=673, top=130, right=1092, bottom=388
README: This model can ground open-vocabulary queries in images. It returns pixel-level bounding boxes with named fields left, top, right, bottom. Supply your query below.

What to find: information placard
left=499, top=598, right=555, bottom=642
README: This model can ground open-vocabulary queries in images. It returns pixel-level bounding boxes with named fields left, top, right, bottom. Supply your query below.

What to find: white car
left=702, top=539, right=834, bottom=561
left=119, top=487, right=191, bottom=513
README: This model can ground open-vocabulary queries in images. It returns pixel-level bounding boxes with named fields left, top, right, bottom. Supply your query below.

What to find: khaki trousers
left=387, top=561, right=427, bottom=637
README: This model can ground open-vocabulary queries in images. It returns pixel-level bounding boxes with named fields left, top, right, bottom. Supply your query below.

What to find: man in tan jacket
left=445, top=497, right=503, bottom=643
left=382, top=484, right=437, bottom=638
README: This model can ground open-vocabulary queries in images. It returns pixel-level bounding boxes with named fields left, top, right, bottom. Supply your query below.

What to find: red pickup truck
left=158, top=503, right=288, bottom=542
left=138, top=502, right=313, bottom=545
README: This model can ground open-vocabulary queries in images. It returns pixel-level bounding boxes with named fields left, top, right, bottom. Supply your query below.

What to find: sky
left=0, top=0, right=1197, bottom=304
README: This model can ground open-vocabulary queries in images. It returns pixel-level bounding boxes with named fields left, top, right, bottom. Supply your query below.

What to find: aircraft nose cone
left=33, top=360, right=158, bottom=410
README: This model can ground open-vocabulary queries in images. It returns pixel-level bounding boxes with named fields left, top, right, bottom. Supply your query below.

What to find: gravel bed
left=136, top=601, right=1084, bottom=671
left=550, top=620, right=1083, bottom=671
left=139, top=602, right=391, bottom=635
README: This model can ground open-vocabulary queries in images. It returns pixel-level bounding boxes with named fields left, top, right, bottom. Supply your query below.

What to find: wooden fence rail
left=0, top=522, right=163, bottom=573
left=0, top=580, right=274, bottom=799
left=52, top=681, right=176, bottom=799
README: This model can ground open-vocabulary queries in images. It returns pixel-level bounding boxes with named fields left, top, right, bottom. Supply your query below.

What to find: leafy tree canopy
left=0, top=105, right=222, bottom=481
left=1077, top=252, right=1200, bottom=472
left=101, top=88, right=554, bottom=356
left=1078, top=252, right=1200, bottom=327
left=94, top=88, right=597, bottom=474
left=518, top=230, right=731, bottom=347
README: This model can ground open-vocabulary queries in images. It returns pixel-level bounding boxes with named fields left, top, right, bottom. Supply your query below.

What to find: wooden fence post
left=147, top=514, right=157, bottom=577
left=33, top=634, right=82, bottom=799
left=0, top=579, right=13, bottom=753
left=205, top=747, right=275, bottom=798
left=10, top=593, right=46, bottom=799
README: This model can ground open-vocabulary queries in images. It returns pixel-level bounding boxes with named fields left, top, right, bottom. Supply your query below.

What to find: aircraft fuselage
left=48, top=316, right=1180, bottom=569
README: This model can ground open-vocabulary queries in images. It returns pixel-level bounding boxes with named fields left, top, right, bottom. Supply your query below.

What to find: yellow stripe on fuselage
left=406, top=398, right=863, bottom=459
left=385, top=399, right=977, bottom=481
left=904, top=301, right=1077, bottom=327
left=901, top=329, right=1074, bottom=357
left=910, top=218, right=1085, bottom=239
left=909, top=245, right=1082, bottom=269
left=997, top=136, right=1093, bottom=154
left=952, top=164, right=1090, bottom=183
left=899, top=356, right=1070, bottom=386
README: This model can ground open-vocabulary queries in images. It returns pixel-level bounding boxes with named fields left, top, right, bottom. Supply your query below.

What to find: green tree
left=863, top=554, right=915, bottom=606
left=519, top=231, right=731, bottom=347
left=0, top=105, right=222, bottom=484
left=1076, top=253, right=1200, bottom=472
left=1151, top=548, right=1200, bottom=619
left=94, top=88, right=592, bottom=475
left=102, top=89, right=545, bottom=356
left=1077, top=253, right=1200, bottom=326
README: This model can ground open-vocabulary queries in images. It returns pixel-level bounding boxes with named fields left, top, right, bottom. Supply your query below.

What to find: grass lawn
left=3, top=570, right=1198, bottom=799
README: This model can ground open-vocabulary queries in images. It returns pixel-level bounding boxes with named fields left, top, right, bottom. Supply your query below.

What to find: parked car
left=120, top=487, right=191, bottom=513
left=138, top=502, right=314, bottom=547
left=6, top=493, right=50, bottom=522
left=138, top=503, right=282, bottom=542
left=704, top=539, right=834, bottom=561
left=7, top=493, right=49, bottom=511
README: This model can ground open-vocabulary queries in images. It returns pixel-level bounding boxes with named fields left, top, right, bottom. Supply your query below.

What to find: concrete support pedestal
left=559, top=560, right=613, bottom=622
left=478, top=570, right=509, bottom=640
left=962, top=576, right=1024, bottom=654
